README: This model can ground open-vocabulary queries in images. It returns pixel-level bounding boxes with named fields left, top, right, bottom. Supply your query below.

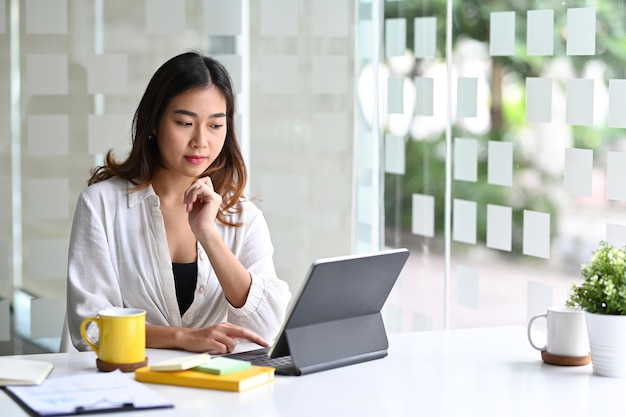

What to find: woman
left=67, top=51, right=291, bottom=354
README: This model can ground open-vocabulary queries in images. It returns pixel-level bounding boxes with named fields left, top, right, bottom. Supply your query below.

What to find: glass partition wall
left=0, top=0, right=357, bottom=354
left=382, top=0, right=626, bottom=332
left=2, top=0, right=626, bottom=354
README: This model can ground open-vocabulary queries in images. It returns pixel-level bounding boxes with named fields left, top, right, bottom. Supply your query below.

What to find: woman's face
left=156, top=86, right=227, bottom=179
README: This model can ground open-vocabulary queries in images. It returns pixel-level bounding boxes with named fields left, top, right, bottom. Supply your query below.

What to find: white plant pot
left=586, top=312, right=626, bottom=378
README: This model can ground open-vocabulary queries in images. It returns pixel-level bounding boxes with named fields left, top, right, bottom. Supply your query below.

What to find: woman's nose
left=191, top=128, right=209, bottom=148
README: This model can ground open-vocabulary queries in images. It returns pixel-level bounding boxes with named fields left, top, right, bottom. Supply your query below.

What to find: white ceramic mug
left=527, top=306, right=589, bottom=357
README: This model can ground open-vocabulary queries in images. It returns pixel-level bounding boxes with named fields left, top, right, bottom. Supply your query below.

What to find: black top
left=172, top=262, right=198, bottom=315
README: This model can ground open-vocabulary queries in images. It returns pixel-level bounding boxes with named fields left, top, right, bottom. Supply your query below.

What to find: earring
left=148, top=133, right=156, bottom=141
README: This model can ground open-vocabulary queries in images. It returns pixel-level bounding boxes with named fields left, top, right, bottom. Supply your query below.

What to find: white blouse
left=67, top=177, right=291, bottom=351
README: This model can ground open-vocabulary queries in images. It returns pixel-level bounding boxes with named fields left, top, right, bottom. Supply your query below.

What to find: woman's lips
left=186, top=156, right=207, bottom=165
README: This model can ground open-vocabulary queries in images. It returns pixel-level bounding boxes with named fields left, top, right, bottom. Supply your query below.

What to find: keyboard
left=225, top=348, right=294, bottom=369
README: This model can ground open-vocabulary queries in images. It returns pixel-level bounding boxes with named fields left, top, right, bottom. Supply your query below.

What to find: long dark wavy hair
left=89, top=51, right=247, bottom=226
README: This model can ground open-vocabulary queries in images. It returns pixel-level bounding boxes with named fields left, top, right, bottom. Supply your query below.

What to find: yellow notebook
left=135, top=364, right=274, bottom=392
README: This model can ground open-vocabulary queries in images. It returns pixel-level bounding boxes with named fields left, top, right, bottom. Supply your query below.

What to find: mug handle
left=527, top=313, right=547, bottom=351
left=80, top=316, right=100, bottom=355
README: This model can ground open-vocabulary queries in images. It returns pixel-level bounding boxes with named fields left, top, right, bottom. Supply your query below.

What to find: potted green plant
left=566, top=241, right=626, bottom=377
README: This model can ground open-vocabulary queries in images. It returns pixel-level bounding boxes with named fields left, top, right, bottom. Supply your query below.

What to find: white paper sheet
left=412, top=194, right=434, bottom=237
left=608, top=79, right=626, bottom=128
left=527, top=9, right=553, bottom=56
left=454, top=138, right=477, bottom=182
left=566, top=7, right=596, bottom=56
left=566, top=78, right=594, bottom=126
left=7, top=370, right=172, bottom=415
left=490, top=11, right=515, bottom=56
left=523, top=210, right=550, bottom=259
left=607, top=151, right=626, bottom=201
left=457, top=265, right=479, bottom=308
left=453, top=199, right=477, bottom=244
left=488, top=141, right=513, bottom=187
left=526, top=77, right=552, bottom=123
left=564, top=148, right=592, bottom=196
left=385, top=18, right=406, bottom=58
left=414, top=77, right=434, bottom=116
left=457, top=77, right=477, bottom=118
left=146, top=0, right=185, bottom=35
left=414, top=17, right=436, bottom=58
left=487, top=204, right=512, bottom=252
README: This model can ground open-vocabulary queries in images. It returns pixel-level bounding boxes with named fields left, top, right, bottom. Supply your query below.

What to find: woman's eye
left=177, top=121, right=192, bottom=126
left=211, top=124, right=224, bottom=129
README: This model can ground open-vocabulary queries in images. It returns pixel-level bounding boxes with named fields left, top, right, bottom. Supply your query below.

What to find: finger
left=184, top=185, right=205, bottom=207
left=185, top=179, right=214, bottom=203
left=213, top=335, right=237, bottom=354
left=227, top=327, right=269, bottom=348
left=201, top=176, right=214, bottom=189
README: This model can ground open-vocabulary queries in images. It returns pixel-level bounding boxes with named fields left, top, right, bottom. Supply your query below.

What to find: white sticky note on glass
left=414, top=17, right=436, bottom=58
left=415, top=77, right=434, bottom=116
left=527, top=9, right=553, bottom=56
left=0, top=240, right=7, bottom=282
left=31, top=297, right=65, bottom=338
left=564, top=148, right=592, bottom=196
left=526, top=77, right=552, bottom=123
left=456, top=77, right=478, bottom=118
left=487, top=204, right=512, bottom=252
left=261, top=55, right=298, bottom=95
left=385, top=18, right=406, bottom=58
left=88, top=114, right=129, bottom=155
left=454, top=138, right=477, bottom=182
left=566, top=7, right=596, bottom=56
left=523, top=210, right=550, bottom=259
left=607, top=151, right=626, bottom=201
left=606, top=223, right=626, bottom=249
left=527, top=281, right=553, bottom=323
left=25, top=0, right=67, bottom=34
left=27, top=178, right=69, bottom=220
left=456, top=265, right=479, bottom=308
left=0, top=299, right=8, bottom=341
left=88, top=54, right=128, bottom=94
left=26, top=54, right=68, bottom=95
left=146, top=0, right=185, bottom=35
left=357, top=185, right=374, bottom=225
left=0, top=179, right=8, bottom=221
left=490, top=11, right=515, bottom=56
left=453, top=199, right=477, bottom=244
left=216, top=55, right=242, bottom=92
left=412, top=313, right=433, bottom=332
left=566, top=78, right=594, bottom=126
left=608, top=79, right=626, bottom=128
left=312, top=0, right=348, bottom=37
left=260, top=0, right=297, bottom=36
left=204, top=0, right=242, bottom=35
left=0, top=0, right=5, bottom=34
left=28, top=238, right=69, bottom=279
left=357, top=130, right=374, bottom=171
left=260, top=174, right=305, bottom=215
left=359, top=20, right=373, bottom=59
left=388, top=76, right=404, bottom=114
left=488, top=141, right=513, bottom=187
left=312, top=56, right=348, bottom=94
left=27, top=115, right=69, bottom=156
left=312, top=113, right=349, bottom=151
left=412, top=194, right=434, bottom=237
left=385, top=135, right=405, bottom=175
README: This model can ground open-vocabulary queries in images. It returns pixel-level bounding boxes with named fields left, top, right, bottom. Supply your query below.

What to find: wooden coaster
left=96, top=357, right=149, bottom=372
left=541, top=351, right=591, bottom=366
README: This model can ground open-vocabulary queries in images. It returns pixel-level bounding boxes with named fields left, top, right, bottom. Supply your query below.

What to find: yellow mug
left=80, top=307, right=146, bottom=371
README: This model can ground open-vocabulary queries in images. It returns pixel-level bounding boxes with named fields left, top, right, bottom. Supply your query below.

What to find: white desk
left=2, top=326, right=626, bottom=417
